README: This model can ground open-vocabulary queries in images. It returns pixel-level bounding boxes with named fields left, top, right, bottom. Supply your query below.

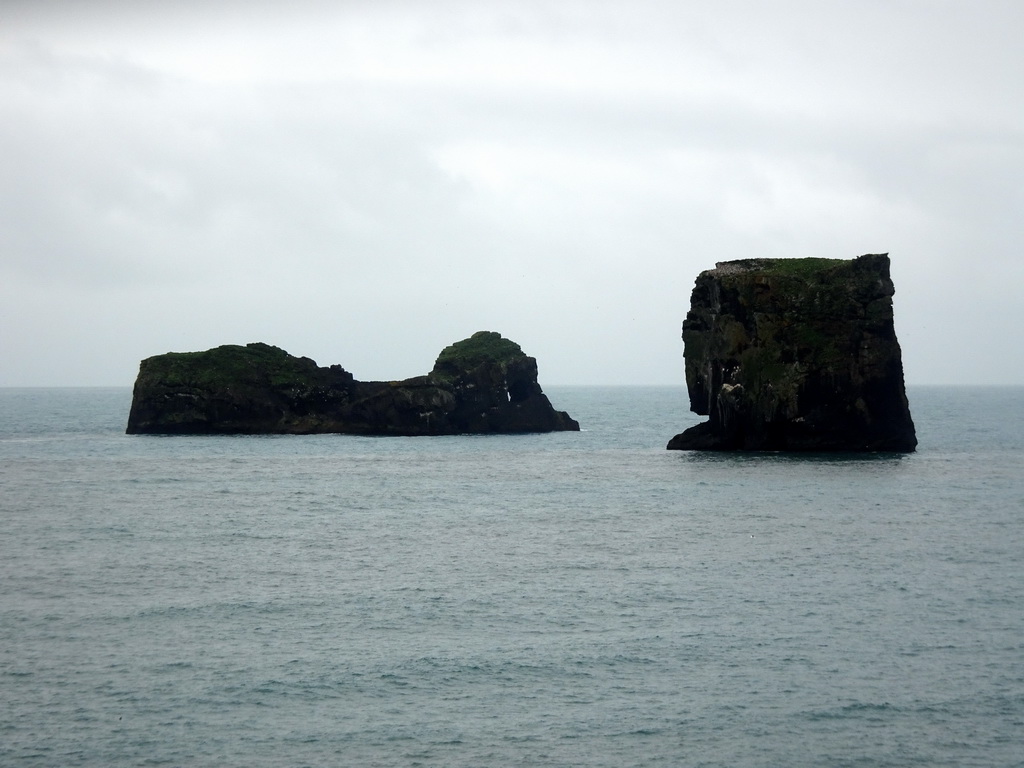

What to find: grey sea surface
left=1, top=386, right=1022, bottom=767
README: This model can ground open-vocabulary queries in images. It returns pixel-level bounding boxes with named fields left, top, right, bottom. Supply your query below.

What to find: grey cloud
left=2, top=1, right=1023, bottom=385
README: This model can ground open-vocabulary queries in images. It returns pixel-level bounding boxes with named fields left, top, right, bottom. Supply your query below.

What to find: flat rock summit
left=668, top=253, right=917, bottom=452
left=126, top=331, right=579, bottom=435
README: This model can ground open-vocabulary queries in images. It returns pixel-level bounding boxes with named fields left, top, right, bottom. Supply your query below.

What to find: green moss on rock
left=749, top=256, right=844, bottom=280
left=139, top=343, right=319, bottom=390
left=432, top=331, right=525, bottom=371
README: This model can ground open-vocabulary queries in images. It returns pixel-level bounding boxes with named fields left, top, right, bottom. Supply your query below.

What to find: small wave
left=807, top=701, right=902, bottom=721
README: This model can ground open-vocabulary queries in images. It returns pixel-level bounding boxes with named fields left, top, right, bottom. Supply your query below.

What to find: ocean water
left=1, top=385, right=1022, bottom=768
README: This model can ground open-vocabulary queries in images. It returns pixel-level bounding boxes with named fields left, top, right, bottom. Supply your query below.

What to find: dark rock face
left=126, top=332, right=579, bottom=435
left=667, top=254, right=916, bottom=452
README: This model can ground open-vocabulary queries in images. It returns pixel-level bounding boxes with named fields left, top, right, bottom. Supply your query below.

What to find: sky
left=2, top=0, right=1022, bottom=387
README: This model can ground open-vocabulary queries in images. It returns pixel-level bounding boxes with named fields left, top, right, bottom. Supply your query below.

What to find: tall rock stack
left=668, top=254, right=917, bottom=452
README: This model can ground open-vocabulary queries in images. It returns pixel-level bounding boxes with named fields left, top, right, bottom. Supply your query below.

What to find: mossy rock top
left=432, top=331, right=526, bottom=374
left=137, top=342, right=328, bottom=390
left=711, top=256, right=846, bottom=281
left=710, top=254, right=892, bottom=285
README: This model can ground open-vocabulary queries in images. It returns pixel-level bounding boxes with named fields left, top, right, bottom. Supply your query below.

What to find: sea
left=1, top=385, right=1022, bottom=768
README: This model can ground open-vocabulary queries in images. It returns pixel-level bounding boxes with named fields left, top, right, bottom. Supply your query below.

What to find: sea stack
left=667, top=254, right=916, bottom=452
left=126, top=331, right=579, bottom=435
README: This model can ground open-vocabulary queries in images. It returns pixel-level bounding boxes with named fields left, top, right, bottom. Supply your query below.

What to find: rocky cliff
left=667, top=254, right=916, bottom=452
left=126, top=331, right=579, bottom=435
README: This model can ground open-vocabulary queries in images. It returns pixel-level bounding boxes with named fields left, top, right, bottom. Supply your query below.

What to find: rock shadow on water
left=672, top=451, right=910, bottom=470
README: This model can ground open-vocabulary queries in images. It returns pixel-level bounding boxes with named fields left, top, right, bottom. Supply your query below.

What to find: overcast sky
left=2, top=0, right=1022, bottom=386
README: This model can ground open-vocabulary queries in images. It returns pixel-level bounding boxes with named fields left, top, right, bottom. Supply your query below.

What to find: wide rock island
left=126, top=331, right=579, bottom=435
left=668, top=253, right=916, bottom=452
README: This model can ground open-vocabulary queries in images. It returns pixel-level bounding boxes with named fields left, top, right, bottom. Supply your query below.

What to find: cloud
left=2, top=0, right=1023, bottom=385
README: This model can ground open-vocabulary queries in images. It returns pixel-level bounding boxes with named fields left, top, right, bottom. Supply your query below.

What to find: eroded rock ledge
left=668, top=254, right=917, bottom=452
left=126, top=331, right=579, bottom=435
